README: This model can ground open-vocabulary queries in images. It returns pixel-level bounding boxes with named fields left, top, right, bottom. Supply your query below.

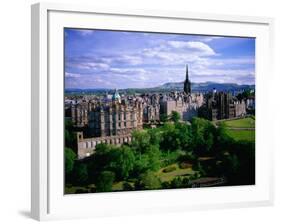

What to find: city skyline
left=65, top=28, right=255, bottom=89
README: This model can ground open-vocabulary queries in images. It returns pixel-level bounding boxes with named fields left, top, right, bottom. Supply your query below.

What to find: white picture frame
left=31, top=2, right=274, bottom=221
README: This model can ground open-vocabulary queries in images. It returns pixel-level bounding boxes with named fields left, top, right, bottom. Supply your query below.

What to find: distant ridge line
left=65, top=81, right=255, bottom=92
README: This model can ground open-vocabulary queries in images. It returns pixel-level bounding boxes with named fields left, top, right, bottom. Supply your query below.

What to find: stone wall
left=76, top=132, right=133, bottom=159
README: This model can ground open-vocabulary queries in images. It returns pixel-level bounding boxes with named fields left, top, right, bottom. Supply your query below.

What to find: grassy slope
left=223, top=117, right=255, bottom=128
left=156, top=164, right=196, bottom=182
left=225, top=129, right=255, bottom=142
left=222, top=117, right=255, bottom=142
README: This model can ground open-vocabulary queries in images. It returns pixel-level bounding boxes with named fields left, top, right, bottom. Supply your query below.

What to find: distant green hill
left=65, top=82, right=255, bottom=95
left=158, top=81, right=255, bottom=93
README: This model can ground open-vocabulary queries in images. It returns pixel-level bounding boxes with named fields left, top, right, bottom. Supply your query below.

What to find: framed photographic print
left=31, top=2, right=274, bottom=221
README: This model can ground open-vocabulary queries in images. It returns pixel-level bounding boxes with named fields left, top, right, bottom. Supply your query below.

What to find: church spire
left=186, top=64, right=189, bottom=80
left=184, top=64, right=191, bottom=94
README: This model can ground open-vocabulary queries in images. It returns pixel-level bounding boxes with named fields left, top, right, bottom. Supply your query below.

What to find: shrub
left=96, top=171, right=115, bottom=192
left=161, top=181, right=171, bottom=189
left=170, top=177, right=183, bottom=188
left=135, top=172, right=162, bottom=190
left=178, top=152, right=196, bottom=163
left=123, top=182, right=134, bottom=191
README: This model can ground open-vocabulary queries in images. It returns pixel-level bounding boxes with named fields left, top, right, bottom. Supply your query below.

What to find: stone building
left=160, top=93, right=203, bottom=121
left=142, top=94, right=160, bottom=123
left=158, top=65, right=203, bottom=121
left=76, top=90, right=143, bottom=159
left=246, top=96, right=255, bottom=110
left=202, top=91, right=246, bottom=121
left=71, top=101, right=91, bottom=127
left=76, top=132, right=133, bottom=159
left=143, top=104, right=160, bottom=123
left=88, top=101, right=143, bottom=137
left=234, top=100, right=246, bottom=117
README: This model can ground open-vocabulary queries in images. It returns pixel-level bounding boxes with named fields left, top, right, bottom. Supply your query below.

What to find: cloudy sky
left=65, top=28, right=255, bottom=89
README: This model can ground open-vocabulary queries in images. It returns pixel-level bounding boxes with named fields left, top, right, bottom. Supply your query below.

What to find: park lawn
left=156, top=163, right=196, bottom=182
left=222, top=117, right=255, bottom=128
left=226, top=129, right=255, bottom=142
left=112, top=181, right=135, bottom=191
left=112, top=181, right=124, bottom=191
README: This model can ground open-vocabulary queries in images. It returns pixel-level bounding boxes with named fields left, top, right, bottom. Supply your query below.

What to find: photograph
left=64, top=28, right=255, bottom=194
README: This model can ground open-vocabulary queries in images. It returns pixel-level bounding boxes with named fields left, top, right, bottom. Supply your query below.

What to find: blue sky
left=65, top=28, right=255, bottom=89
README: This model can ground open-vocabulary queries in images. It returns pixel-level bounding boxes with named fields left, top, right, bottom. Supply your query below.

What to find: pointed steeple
left=186, top=64, right=189, bottom=80
left=184, top=64, right=191, bottom=94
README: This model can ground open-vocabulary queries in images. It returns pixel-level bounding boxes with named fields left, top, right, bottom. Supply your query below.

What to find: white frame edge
left=31, top=2, right=275, bottom=221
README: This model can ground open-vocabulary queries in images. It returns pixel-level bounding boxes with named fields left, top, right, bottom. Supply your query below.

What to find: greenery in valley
left=236, top=89, right=255, bottom=101
left=217, top=116, right=255, bottom=142
left=220, top=116, right=255, bottom=128
left=225, top=130, right=255, bottom=142
left=65, top=112, right=255, bottom=194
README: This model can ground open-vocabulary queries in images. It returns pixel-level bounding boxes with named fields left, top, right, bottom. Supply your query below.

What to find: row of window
left=83, top=137, right=132, bottom=148
left=91, top=112, right=136, bottom=120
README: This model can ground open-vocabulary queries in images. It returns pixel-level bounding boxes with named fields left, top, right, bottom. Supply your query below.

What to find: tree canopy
left=65, top=147, right=76, bottom=175
left=170, top=111, right=181, bottom=123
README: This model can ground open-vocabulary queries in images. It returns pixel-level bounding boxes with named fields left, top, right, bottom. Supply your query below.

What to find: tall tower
left=183, top=64, right=191, bottom=94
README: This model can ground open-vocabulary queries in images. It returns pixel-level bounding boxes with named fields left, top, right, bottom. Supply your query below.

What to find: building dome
left=112, top=89, right=121, bottom=103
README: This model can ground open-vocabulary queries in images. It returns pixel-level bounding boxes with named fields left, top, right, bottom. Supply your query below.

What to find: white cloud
left=77, top=30, right=95, bottom=36
left=114, top=55, right=143, bottom=65
left=65, top=72, right=81, bottom=78
left=192, top=68, right=254, bottom=77
left=65, top=33, right=254, bottom=88
left=200, top=36, right=223, bottom=42
left=67, top=62, right=110, bottom=70
left=168, top=41, right=216, bottom=56
left=109, top=67, right=146, bottom=75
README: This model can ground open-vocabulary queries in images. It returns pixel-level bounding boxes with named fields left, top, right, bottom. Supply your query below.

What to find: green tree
left=225, top=141, right=255, bottom=185
left=190, top=117, right=216, bottom=156
left=213, top=123, right=233, bottom=155
left=131, top=130, right=151, bottom=154
left=93, top=143, right=116, bottom=171
left=65, top=118, right=76, bottom=148
left=147, top=145, right=161, bottom=171
left=147, top=128, right=162, bottom=146
left=236, top=89, right=254, bottom=101
left=136, top=172, right=161, bottom=190
left=96, top=171, right=115, bottom=192
left=170, top=177, right=183, bottom=188
left=133, top=154, right=150, bottom=176
left=160, top=114, right=169, bottom=123
left=73, top=163, right=88, bottom=184
left=110, top=145, right=135, bottom=180
left=175, top=122, right=192, bottom=151
left=160, top=123, right=181, bottom=152
left=132, top=145, right=161, bottom=176
left=65, top=147, right=76, bottom=175
left=170, top=111, right=181, bottom=123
